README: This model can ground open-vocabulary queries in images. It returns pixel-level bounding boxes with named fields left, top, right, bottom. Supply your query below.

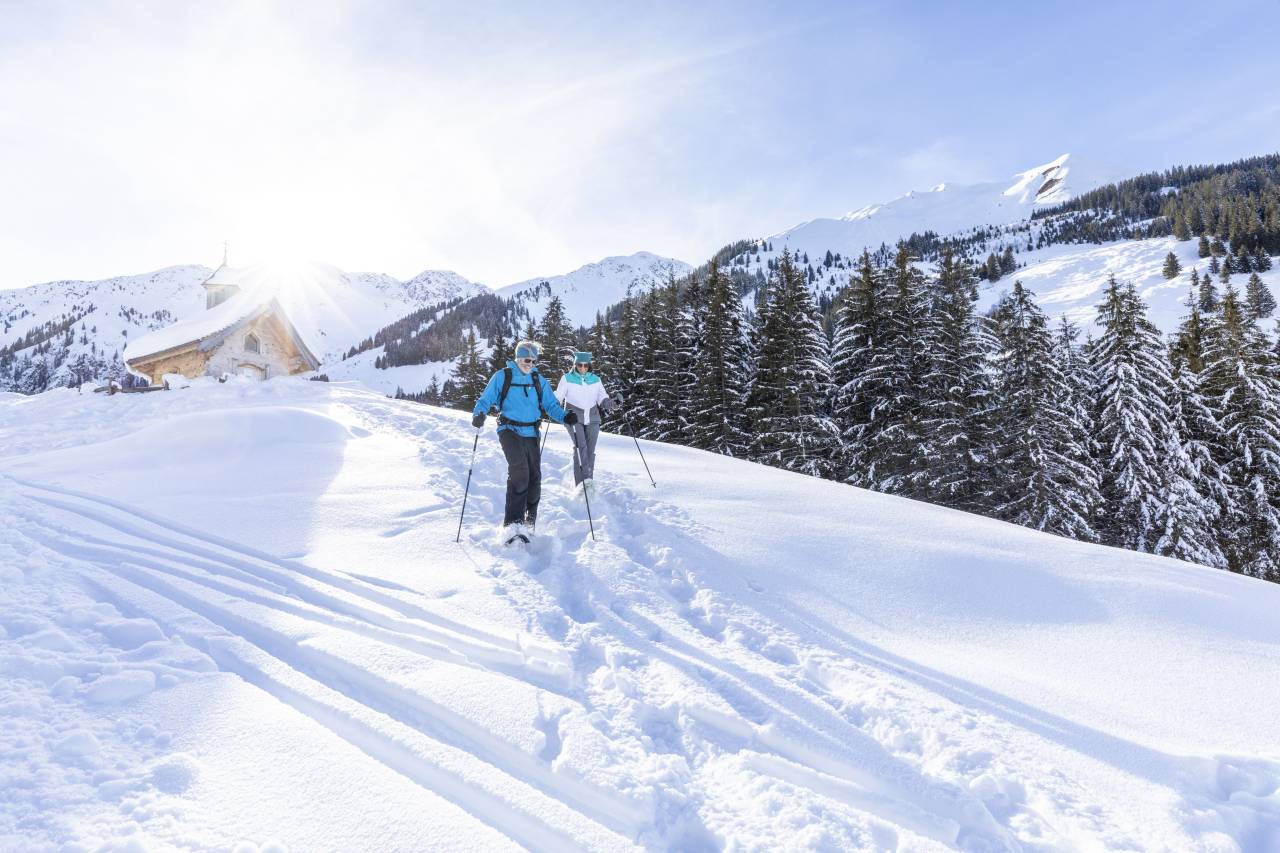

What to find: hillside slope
left=765, top=154, right=1125, bottom=266
left=0, top=264, right=485, bottom=392
left=1, top=380, right=1277, bottom=851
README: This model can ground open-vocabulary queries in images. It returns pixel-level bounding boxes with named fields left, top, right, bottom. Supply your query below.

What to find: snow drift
left=1, top=379, right=1277, bottom=851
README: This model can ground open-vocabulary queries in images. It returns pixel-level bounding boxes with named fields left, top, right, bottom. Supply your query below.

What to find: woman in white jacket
left=554, top=352, right=618, bottom=487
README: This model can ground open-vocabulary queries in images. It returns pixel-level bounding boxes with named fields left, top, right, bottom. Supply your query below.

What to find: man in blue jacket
left=472, top=340, right=577, bottom=544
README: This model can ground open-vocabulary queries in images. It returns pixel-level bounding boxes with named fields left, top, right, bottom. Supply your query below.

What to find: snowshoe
left=503, top=523, right=530, bottom=546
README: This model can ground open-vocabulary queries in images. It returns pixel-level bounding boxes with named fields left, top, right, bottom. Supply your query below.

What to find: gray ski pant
left=564, top=407, right=600, bottom=485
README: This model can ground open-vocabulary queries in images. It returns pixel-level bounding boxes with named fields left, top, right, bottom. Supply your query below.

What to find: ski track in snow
left=2, top=383, right=1278, bottom=851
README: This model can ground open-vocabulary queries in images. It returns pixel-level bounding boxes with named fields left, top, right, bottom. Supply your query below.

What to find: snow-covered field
left=321, top=347, right=456, bottom=397
left=976, top=236, right=1279, bottom=333
left=2, top=380, right=1278, bottom=851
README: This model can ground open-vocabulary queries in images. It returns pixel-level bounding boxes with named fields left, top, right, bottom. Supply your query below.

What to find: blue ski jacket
left=472, top=361, right=569, bottom=438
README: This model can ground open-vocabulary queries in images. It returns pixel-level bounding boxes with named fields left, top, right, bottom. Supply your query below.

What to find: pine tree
left=611, top=287, right=645, bottom=417
left=628, top=287, right=664, bottom=439
left=830, top=250, right=882, bottom=483
left=587, top=314, right=612, bottom=380
left=847, top=245, right=930, bottom=494
left=537, top=296, right=576, bottom=384
left=917, top=250, right=995, bottom=511
left=999, top=245, right=1017, bottom=276
left=1198, top=235, right=1212, bottom=258
left=1245, top=272, right=1277, bottom=321
left=745, top=250, right=839, bottom=477
left=1162, top=251, right=1182, bottom=279
left=648, top=273, right=695, bottom=444
left=1160, top=350, right=1230, bottom=569
left=488, top=324, right=510, bottom=376
left=450, top=329, right=488, bottom=411
left=1055, top=317, right=1106, bottom=532
left=1200, top=284, right=1280, bottom=579
left=1171, top=284, right=1208, bottom=374
left=692, top=261, right=751, bottom=455
left=1233, top=241, right=1253, bottom=273
left=1090, top=276, right=1177, bottom=552
left=988, top=282, right=1100, bottom=539
left=1254, top=249, right=1273, bottom=272
left=1196, top=268, right=1220, bottom=313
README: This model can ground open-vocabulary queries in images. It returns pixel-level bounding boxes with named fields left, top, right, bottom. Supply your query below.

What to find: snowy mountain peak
left=1002, top=152, right=1074, bottom=205
left=398, top=269, right=487, bottom=304
left=771, top=153, right=1125, bottom=266
left=496, top=251, right=693, bottom=327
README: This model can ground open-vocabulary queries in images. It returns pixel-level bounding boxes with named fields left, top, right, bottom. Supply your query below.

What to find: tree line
left=436, top=247, right=1280, bottom=582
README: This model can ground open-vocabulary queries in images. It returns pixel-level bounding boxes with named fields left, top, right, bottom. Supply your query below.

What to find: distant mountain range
left=4, top=151, right=1276, bottom=396
left=765, top=153, right=1126, bottom=263
left=0, top=252, right=689, bottom=393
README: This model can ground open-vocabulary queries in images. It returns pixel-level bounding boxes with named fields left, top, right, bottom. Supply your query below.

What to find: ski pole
left=620, top=407, right=656, bottom=488
left=455, top=426, right=482, bottom=543
left=569, top=427, right=596, bottom=541
left=539, top=417, right=550, bottom=456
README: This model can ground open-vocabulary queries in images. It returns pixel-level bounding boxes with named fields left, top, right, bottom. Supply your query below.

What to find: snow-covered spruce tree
left=691, top=261, right=751, bottom=455
left=847, top=244, right=930, bottom=495
left=649, top=273, right=696, bottom=445
left=1160, top=279, right=1232, bottom=566
left=1170, top=283, right=1208, bottom=373
left=1200, top=284, right=1280, bottom=579
left=450, top=328, right=489, bottom=410
left=609, top=287, right=645, bottom=420
left=745, top=250, right=839, bottom=477
left=1159, top=351, right=1230, bottom=568
left=1195, top=268, right=1221, bottom=314
left=627, top=287, right=665, bottom=440
left=1054, top=317, right=1106, bottom=536
left=1089, top=276, right=1177, bottom=552
left=988, top=281, right=1100, bottom=539
left=487, top=324, right=510, bottom=376
left=830, top=250, right=884, bottom=486
left=1245, top=272, right=1276, bottom=322
left=917, top=249, right=996, bottom=512
left=536, top=295, right=576, bottom=384
left=682, top=270, right=706, bottom=373
left=587, top=314, right=613, bottom=379
left=1163, top=251, right=1182, bottom=279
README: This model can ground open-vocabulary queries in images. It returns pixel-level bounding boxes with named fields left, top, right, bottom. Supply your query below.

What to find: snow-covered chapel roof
left=200, top=262, right=240, bottom=287
left=125, top=267, right=319, bottom=368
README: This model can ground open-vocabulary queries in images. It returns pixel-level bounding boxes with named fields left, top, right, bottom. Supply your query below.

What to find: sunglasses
left=575, top=363, right=591, bottom=369
left=518, top=357, right=536, bottom=365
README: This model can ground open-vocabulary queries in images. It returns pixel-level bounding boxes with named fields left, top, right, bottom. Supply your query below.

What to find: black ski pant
left=498, top=428, right=541, bottom=526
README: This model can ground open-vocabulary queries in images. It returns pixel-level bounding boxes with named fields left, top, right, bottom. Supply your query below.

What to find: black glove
left=563, top=411, right=579, bottom=426
left=471, top=413, right=485, bottom=428
left=612, top=392, right=624, bottom=406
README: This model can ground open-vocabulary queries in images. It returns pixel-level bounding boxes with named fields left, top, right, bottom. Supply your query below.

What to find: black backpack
left=495, top=366, right=548, bottom=428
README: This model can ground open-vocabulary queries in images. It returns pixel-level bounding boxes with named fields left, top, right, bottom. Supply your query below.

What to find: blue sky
left=1, top=0, right=1278, bottom=288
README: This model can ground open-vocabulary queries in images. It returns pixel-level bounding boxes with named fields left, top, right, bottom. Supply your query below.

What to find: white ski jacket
left=554, top=372, right=613, bottom=424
